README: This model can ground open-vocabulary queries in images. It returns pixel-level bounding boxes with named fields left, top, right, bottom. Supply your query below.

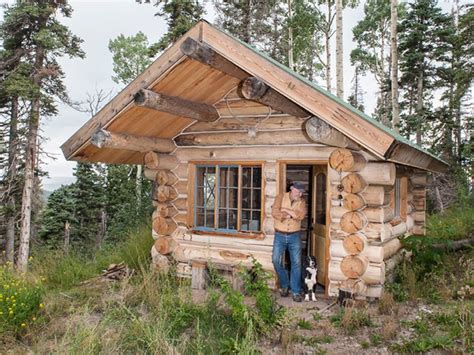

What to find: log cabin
left=61, top=20, right=448, bottom=299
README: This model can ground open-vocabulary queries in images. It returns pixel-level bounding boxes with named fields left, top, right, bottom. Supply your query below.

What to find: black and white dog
left=302, top=255, right=318, bottom=301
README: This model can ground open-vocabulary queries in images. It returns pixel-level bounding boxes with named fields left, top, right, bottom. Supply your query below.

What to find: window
left=195, top=164, right=262, bottom=233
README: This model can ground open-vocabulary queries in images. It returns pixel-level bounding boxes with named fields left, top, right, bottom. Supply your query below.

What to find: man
left=271, top=181, right=307, bottom=302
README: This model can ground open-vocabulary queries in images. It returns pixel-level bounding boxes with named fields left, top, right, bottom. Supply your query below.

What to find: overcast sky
left=0, top=0, right=462, bottom=190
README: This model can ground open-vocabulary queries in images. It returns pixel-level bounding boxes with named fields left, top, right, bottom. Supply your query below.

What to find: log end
left=239, top=77, right=268, bottom=100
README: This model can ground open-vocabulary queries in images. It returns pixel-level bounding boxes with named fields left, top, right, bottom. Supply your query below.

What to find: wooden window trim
left=190, top=161, right=265, bottom=238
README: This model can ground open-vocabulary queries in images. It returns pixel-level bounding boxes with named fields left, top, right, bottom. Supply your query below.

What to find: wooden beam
left=134, top=89, right=219, bottom=123
left=175, top=129, right=315, bottom=147
left=239, top=77, right=310, bottom=118
left=180, top=37, right=248, bottom=79
left=306, top=117, right=359, bottom=149
left=91, top=129, right=175, bottom=153
left=61, top=22, right=202, bottom=160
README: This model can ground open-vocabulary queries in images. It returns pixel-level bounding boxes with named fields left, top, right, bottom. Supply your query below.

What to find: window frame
left=391, top=176, right=408, bottom=221
left=190, top=161, right=265, bottom=238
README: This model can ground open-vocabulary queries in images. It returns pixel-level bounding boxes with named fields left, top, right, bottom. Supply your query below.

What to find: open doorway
left=284, top=163, right=328, bottom=293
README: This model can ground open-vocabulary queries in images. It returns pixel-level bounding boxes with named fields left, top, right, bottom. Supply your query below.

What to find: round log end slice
left=329, top=149, right=366, bottom=172
left=343, top=234, right=366, bottom=255
left=341, top=255, right=369, bottom=278
left=340, top=211, right=367, bottom=233
left=154, top=237, right=173, bottom=255
left=343, top=193, right=366, bottom=211
left=341, top=173, right=367, bottom=194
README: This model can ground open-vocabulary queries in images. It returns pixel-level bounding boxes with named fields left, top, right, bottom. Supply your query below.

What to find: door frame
left=277, top=160, right=330, bottom=297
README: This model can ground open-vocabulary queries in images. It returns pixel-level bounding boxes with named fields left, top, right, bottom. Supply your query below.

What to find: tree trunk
left=16, top=46, right=45, bottom=272
left=287, top=0, right=294, bottom=70
left=416, top=70, right=424, bottom=145
left=335, top=0, right=344, bottom=98
left=325, top=5, right=332, bottom=94
left=390, top=0, right=400, bottom=132
left=6, top=97, right=19, bottom=263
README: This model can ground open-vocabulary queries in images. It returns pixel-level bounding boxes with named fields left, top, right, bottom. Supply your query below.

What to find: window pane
left=242, top=188, right=250, bottom=209
left=394, top=178, right=401, bottom=217
left=242, top=167, right=251, bottom=188
left=252, top=168, right=261, bottom=187
left=251, top=211, right=261, bottom=231
left=252, top=189, right=261, bottom=209
left=241, top=210, right=250, bottom=231
left=195, top=167, right=216, bottom=228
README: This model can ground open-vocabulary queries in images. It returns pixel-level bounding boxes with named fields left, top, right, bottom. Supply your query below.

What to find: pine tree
left=351, top=0, right=394, bottom=125
left=399, top=0, right=451, bottom=145
left=347, top=66, right=365, bottom=112
left=138, top=0, right=204, bottom=56
left=39, top=184, right=77, bottom=247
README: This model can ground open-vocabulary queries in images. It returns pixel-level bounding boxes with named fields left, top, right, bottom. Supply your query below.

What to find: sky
left=0, top=0, right=463, bottom=191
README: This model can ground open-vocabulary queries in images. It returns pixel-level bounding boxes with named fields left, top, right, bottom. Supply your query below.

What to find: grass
left=330, top=306, right=373, bottom=335
left=426, top=205, right=474, bottom=241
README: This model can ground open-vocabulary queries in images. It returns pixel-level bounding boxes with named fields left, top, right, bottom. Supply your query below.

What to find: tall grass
left=426, top=204, right=474, bottom=241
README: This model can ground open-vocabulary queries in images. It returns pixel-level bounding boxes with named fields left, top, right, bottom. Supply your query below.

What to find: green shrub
left=0, top=265, right=44, bottom=335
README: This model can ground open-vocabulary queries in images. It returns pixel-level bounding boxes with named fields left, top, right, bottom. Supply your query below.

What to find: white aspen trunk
left=287, top=0, right=294, bottom=71
left=64, top=221, right=70, bottom=254
left=390, top=0, right=400, bottom=132
left=325, top=1, right=332, bottom=93
left=16, top=46, right=45, bottom=272
left=336, top=0, right=344, bottom=98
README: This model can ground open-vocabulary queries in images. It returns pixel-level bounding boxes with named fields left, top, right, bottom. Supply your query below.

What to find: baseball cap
left=290, top=181, right=305, bottom=193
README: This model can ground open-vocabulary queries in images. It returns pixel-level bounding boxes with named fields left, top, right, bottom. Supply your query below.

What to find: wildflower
left=39, top=303, right=44, bottom=309
left=21, top=323, right=26, bottom=327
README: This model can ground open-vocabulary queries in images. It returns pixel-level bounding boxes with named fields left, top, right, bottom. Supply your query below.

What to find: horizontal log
left=406, top=215, right=414, bottom=231
left=328, top=281, right=383, bottom=298
left=306, top=118, right=359, bottom=150
left=172, top=197, right=188, bottom=211
left=172, top=212, right=188, bottom=226
left=343, top=193, right=366, bottom=211
left=172, top=164, right=189, bottom=180
left=329, top=258, right=385, bottom=285
left=340, top=211, right=368, bottom=233
left=91, top=129, right=175, bottom=153
left=173, top=180, right=188, bottom=195
left=154, top=237, right=176, bottom=255
left=391, top=221, right=407, bottom=238
left=144, top=151, right=179, bottom=170
left=410, top=173, right=428, bottom=187
left=341, top=255, right=369, bottom=278
left=185, top=116, right=304, bottom=132
left=180, top=37, right=248, bottom=80
left=174, top=145, right=335, bottom=162
left=383, top=238, right=403, bottom=260
left=153, top=185, right=179, bottom=202
left=364, top=206, right=395, bottom=224
left=175, top=129, right=312, bottom=147
left=239, top=76, right=310, bottom=118
left=329, top=148, right=367, bottom=172
left=134, top=88, right=219, bottom=122
left=152, top=216, right=177, bottom=236
left=413, top=211, right=425, bottom=222
left=153, top=203, right=178, bottom=218
left=157, top=170, right=179, bottom=185
left=341, top=174, right=367, bottom=194
left=364, top=223, right=392, bottom=241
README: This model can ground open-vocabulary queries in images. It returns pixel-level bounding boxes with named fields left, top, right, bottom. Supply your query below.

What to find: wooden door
left=311, top=165, right=327, bottom=285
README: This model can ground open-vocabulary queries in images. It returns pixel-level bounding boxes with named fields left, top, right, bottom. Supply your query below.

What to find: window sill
left=192, top=228, right=266, bottom=240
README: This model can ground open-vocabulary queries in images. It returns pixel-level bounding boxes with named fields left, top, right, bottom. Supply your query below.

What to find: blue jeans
left=272, top=231, right=302, bottom=295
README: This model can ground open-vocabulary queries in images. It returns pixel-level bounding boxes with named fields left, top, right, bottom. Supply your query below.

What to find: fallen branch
left=432, top=237, right=474, bottom=251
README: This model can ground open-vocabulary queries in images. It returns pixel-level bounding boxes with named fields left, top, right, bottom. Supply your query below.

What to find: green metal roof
left=208, top=22, right=446, bottom=165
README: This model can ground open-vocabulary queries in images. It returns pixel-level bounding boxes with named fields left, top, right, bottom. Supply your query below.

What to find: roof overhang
left=61, top=20, right=448, bottom=173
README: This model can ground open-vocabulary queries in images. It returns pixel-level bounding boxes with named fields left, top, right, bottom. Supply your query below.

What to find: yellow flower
left=21, top=323, right=26, bottom=327
left=39, top=303, right=44, bottom=309
left=29, top=256, right=33, bottom=261
left=32, top=316, right=36, bottom=321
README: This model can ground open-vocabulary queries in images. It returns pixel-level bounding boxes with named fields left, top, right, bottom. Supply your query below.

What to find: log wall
left=326, top=148, right=424, bottom=299
left=142, top=113, right=427, bottom=298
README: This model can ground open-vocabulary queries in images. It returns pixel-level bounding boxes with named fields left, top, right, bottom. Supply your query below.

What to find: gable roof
left=61, top=20, right=448, bottom=173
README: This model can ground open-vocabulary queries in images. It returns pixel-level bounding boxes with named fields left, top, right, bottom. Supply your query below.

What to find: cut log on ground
left=91, top=129, right=175, bottom=153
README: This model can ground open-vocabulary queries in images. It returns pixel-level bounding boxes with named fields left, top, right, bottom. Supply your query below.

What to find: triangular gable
left=61, top=20, right=448, bottom=173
